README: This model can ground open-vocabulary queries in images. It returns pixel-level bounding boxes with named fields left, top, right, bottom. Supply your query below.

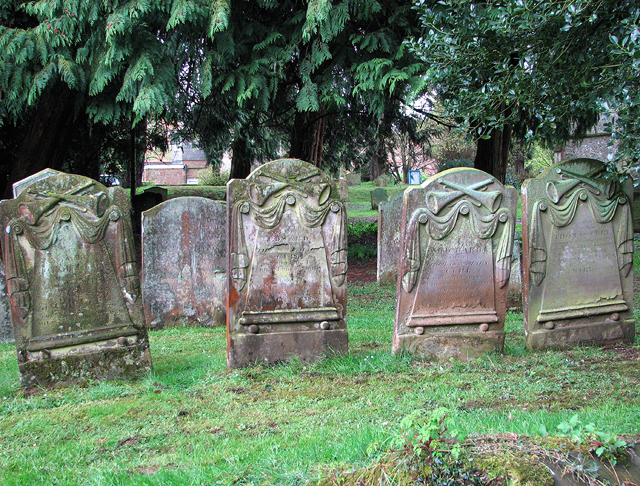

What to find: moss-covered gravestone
left=393, top=168, right=517, bottom=360
left=0, top=170, right=152, bottom=388
left=377, top=191, right=404, bottom=285
left=227, top=159, right=348, bottom=367
left=142, top=197, right=226, bottom=329
left=522, top=158, right=634, bottom=349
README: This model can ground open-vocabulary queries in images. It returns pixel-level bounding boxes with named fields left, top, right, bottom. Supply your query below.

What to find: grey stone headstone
left=377, top=191, right=404, bottom=285
left=345, top=173, right=361, bottom=186
left=227, top=158, right=348, bottom=368
left=522, top=158, right=634, bottom=349
left=370, top=188, right=388, bottom=210
left=0, top=169, right=152, bottom=389
left=0, top=261, right=13, bottom=343
left=373, top=175, right=388, bottom=187
left=142, top=197, right=227, bottom=329
left=393, top=168, right=517, bottom=361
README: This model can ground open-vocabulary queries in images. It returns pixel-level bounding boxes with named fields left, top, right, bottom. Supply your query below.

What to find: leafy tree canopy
left=410, top=0, right=640, bottom=172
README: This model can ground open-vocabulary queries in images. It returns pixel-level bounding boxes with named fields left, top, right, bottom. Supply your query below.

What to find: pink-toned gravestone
left=377, top=191, right=404, bottom=285
left=393, top=168, right=517, bottom=360
left=522, top=158, right=634, bottom=349
left=227, top=159, right=348, bottom=367
left=0, top=170, right=151, bottom=388
left=142, top=197, right=226, bottom=329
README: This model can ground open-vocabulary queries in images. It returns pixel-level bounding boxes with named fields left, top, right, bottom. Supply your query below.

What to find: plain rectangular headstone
left=370, top=188, right=388, bottom=210
left=0, top=169, right=151, bottom=388
left=227, top=159, right=348, bottom=367
left=345, top=173, right=361, bottom=186
left=522, top=158, right=634, bottom=349
left=377, top=191, right=404, bottom=285
left=142, top=197, right=227, bottom=329
left=393, top=168, right=517, bottom=360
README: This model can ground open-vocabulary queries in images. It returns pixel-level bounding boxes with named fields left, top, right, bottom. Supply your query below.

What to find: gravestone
left=377, top=192, right=405, bottom=285
left=393, top=168, right=517, bottom=360
left=370, top=188, right=388, bottom=210
left=506, top=238, right=523, bottom=312
left=522, top=158, right=634, bottom=349
left=0, top=169, right=152, bottom=388
left=0, top=261, right=13, bottom=343
left=632, top=185, right=640, bottom=232
left=227, top=159, right=348, bottom=367
left=373, top=175, right=388, bottom=187
left=142, top=197, right=226, bottom=329
left=345, top=173, right=361, bottom=186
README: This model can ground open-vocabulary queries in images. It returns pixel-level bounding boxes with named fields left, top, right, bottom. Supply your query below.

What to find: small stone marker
left=522, top=158, right=634, bottom=349
left=377, top=191, right=404, bottom=285
left=345, top=173, right=361, bottom=186
left=142, top=197, right=227, bottom=329
left=227, top=159, right=348, bottom=367
left=0, top=169, right=152, bottom=388
left=393, top=168, right=517, bottom=360
left=370, top=188, right=388, bottom=210
left=373, top=175, right=388, bottom=187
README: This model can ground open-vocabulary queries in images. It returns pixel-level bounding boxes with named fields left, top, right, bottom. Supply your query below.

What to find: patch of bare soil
left=347, top=258, right=377, bottom=283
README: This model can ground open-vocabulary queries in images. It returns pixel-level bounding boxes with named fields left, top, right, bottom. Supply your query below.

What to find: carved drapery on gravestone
left=227, top=159, right=348, bottom=368
left=393, top=168, right=517, bottom=360
left=522, top=158, right=634, bottom=349
left=377, top=191, right=404, bottom=285
left=0, top=169, right=151, bottom=388
left=142, top=197, right=226, bottom=329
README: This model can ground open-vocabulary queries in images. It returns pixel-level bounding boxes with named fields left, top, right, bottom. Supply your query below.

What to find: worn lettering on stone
left=522, top=158, right=634, bottom=349
left=142, top=197, right=227, bottom=329
left=393, top=168, right=517, bottom=360
left=0, top=169, right=151, bottom=388
left=227, top=159, right=348, bottom=367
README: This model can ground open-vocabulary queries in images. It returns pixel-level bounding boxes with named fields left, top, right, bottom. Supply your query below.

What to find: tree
left=410, top=0, right=640, bottom=181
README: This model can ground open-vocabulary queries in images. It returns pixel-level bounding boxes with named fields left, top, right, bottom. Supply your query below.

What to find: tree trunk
left=370, top=135, right=386, bottom=181
left=3, top=81, right=80, bottom=199
left=474, top=125, right=511, bottom=184
left=289, top=110, right=326, bottom=168
left=229, top=137, right=253, bottom=180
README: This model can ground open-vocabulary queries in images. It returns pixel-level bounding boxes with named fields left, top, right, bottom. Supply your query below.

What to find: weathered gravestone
left=345, top=173, right=361, bottom=186
left=373, top=175, right=388, bottom=187
left=0, top=261, right=13, bottom=343
left=370, top=188, right=388, bottom=210
left=377, top=191, right=404, bottom=285
left=227, top=159, right=348, bottom=367
left=522, top=158, right=634, bottom=349
left=506, top=238, right=523, bottom=312
left=142, top=197, right=226, bottom=329
left=393, top=168, right=517, bottom=360
left=0, top=170, right=152, bottom=388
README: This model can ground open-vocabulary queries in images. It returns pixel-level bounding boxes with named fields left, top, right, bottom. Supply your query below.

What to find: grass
left=347, top=182, right=407, bottom=218
left=0, top=276, right=638, bottom=485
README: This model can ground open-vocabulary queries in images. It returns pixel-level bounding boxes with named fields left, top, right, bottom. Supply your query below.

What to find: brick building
left=142, top=139, right=209, bottom=185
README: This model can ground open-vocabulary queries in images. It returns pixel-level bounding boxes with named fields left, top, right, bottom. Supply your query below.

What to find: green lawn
left=0, top=275, right=638, bottom=484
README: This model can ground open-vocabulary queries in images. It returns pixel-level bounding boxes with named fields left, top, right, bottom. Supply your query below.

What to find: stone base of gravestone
left=228, top=329, right=348, bottom=367
left=370, top=188, right=388, bottom=210
left=394, top=331, right=506, bottom=361
left=525, top=321, right=635, bottom=351
left=20, top=339, right=151, bottom=389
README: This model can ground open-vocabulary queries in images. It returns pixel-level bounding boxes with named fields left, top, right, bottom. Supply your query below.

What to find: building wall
left=142, top=165, right=186, bottom=185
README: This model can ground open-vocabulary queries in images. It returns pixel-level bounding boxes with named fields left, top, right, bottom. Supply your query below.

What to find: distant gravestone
left=373, top=175, right=388, bottom=187
left=345, top=173, right=361, bottom=186
left=393, top=168, right=517, bottom=360
left=142, top=197, right=226, bottom=329
left=227, top=159, right=348, bottom=367
left=632, top=186, right=640, bottom=232
left=0, top=261, right=13, bottom=343
left=522, top=158, right=634, bottom=349
left=377, top=191, right=404, bottom=285
left=0, top=169, right=152, bottom=388
left=507, top=238, right=523, bottom=312
left=370, top=188, right=388, bottom=210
